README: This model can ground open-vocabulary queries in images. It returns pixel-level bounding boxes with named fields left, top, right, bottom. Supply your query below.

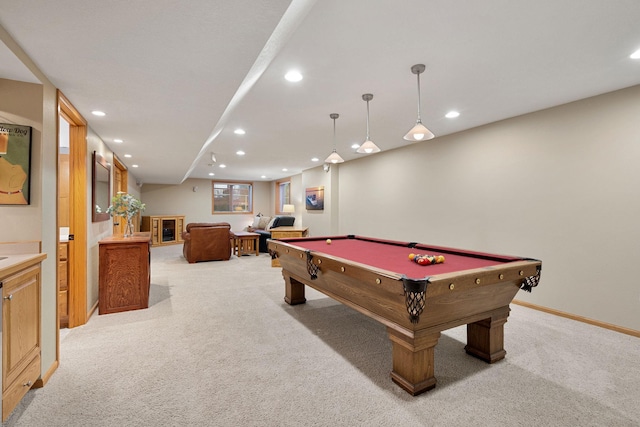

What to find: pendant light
left=403, top=64, right=435, bottom=142
left=356, top=93, right=381, bottom=154
left=324, top=113, right=344, bottom=164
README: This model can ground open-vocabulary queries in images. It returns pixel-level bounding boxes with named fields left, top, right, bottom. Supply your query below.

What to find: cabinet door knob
left=3, top=294, right=12, bottom=300
left=23, top=380, right=32, bottom=387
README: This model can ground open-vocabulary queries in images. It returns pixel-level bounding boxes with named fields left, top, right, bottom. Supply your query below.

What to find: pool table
left=268, top=235, right=541, bottom=395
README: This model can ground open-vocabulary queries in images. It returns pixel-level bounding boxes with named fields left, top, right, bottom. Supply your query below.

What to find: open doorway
left=58, top=115, right=70, bottom=328
left=57, top=91, right=88, bottom=337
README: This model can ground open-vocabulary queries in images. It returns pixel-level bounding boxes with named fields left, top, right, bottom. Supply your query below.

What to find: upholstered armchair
left=182, top=222, right=232, bottom=263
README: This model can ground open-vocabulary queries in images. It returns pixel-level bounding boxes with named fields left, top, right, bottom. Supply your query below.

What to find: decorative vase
left=124, top=217, right=135, bottom=237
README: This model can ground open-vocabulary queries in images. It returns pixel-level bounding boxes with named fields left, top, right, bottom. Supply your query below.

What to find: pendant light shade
left=324, top=113, right=344, bottom=164
left=356, top=94, right=381, bottom=154
left=404, top=64, right=435, bottom=142
left=405, top=122, right=434, bottom=141
left=325, top=150, right=344, bottom=164
left=358, top=140, right=380, bottom=154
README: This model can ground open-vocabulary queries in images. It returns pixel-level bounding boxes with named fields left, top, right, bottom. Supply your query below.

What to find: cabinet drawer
left=58, top=243, right=68, bottom=261
left=58, top=260, right=68, bottom=290
left=2, top=354, right=40, bottom=421
left=58, top=289, right=68, bottom=317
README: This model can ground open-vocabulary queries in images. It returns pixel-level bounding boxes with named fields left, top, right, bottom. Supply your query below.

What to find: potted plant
left=107, top=192, right=146, bottom=237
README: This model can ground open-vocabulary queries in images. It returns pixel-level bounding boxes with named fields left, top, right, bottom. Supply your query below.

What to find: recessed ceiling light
left=236, top=150, right=245, bottom=156
left=284, top=70, right=303, bottom=82
left=631, top=49, right=640, bottom=59
left=282, top=168, right=288, bottom=172
left=209, top=172, right=215, bottom=176
left=132, top=164, right=139, bottom=168
left=91, top=110, right=106, bottom=117
left=311, top=157, right=319, bottom=162
left=124, top=154, right=132, bottom=158
left=114, top=139, right=123, bottom=143
left=219, top=164, right=226, bottom=168
left=234, top=129, right=246, bottom=135
left=351, top=144, right=360, bottom=149
left=446, top=111, right=460, bottom=118
left=261, top=175, right=267, bottom=179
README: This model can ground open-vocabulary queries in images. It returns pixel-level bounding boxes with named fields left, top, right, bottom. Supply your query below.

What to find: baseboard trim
left=34, top=359, right=59, bottom=388
left=513, top=299, right=640, bottom=338
left=88, top=300, right=99, bottom=319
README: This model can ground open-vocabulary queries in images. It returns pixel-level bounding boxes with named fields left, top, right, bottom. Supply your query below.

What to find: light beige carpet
left=5, top=245, right=639, bottom=426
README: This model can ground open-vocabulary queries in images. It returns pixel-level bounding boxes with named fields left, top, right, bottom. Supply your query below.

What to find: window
left=275, top=179, right=291, bottom=214
left=212, top=181, right=253, bottom=214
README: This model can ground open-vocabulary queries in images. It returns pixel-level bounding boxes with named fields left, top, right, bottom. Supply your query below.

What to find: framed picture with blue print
left=305, top=186, right=324, bottom=211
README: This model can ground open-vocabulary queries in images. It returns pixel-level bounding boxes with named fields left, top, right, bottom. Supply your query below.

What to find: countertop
left=98, top=232, right=151, bottom=244
left=0, top=253, right=48, bottom=279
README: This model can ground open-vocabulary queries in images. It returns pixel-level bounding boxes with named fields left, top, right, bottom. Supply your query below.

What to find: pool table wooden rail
left=270, top=240, right=539, bottom=330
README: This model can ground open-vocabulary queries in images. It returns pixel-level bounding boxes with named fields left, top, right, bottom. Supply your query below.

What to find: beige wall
left=300, top=164, right=338, bottom=235
left=0, top=76, right=59, bottom=376
left=141, top=178, right=272, bottom=232
left=86, top=129, right=127, bottom=310
left=140, top=176, right=313, bottom=235
left=0, top=79, right=44, bottom=240
left=40, top=83, right=58, bottom=374
left=287, top=173, right=305, bottom=229
left=338, top=85, right=640, bottom=331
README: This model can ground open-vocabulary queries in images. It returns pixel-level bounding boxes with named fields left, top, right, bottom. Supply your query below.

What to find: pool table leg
left=283, top=271, right=307, bottom=305
left=387, top=328, right=441, bottom=395
left=464, top=306, right=510, bottom=363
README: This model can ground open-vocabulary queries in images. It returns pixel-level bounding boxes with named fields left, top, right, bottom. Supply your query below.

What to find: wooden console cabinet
left=99, top=233, right=151, bottom=315
left=141, top=215, right=185, bottom=247
left=1, top=253, right=46, bottom=421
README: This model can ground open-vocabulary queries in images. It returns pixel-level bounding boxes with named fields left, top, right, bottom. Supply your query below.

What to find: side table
left=232, top=231, right=259, bottom=256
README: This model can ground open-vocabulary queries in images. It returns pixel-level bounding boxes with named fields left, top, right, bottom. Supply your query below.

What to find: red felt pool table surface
left=285, top=235, right=523, bottom=279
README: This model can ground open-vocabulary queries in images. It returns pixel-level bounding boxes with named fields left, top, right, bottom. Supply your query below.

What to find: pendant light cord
left=333, top=118, right=336, bottom=151
left=366, top=99, right=371, bottom=140
left=416, top=71, right=422, bottom=123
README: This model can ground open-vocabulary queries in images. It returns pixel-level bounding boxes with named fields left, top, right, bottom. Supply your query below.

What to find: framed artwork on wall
left=0, top=123, right=32, bottom=205
left=305, top=186, right=324, bottom=211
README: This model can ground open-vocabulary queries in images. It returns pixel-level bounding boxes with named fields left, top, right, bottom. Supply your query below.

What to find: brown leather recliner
left=182, top=222, right=232, bottom=263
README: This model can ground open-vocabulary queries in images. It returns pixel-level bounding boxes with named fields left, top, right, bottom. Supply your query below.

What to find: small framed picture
left=305, top=186, right=324, bottom=211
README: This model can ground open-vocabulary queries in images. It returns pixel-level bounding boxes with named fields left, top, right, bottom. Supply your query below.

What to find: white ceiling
left=2, top=0, right=640, bottom=185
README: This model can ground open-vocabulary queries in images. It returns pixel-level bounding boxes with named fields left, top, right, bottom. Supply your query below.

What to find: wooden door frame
left=112, top=155, right=128, bottom=235
left=57, top=91, right=88, bottom=331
